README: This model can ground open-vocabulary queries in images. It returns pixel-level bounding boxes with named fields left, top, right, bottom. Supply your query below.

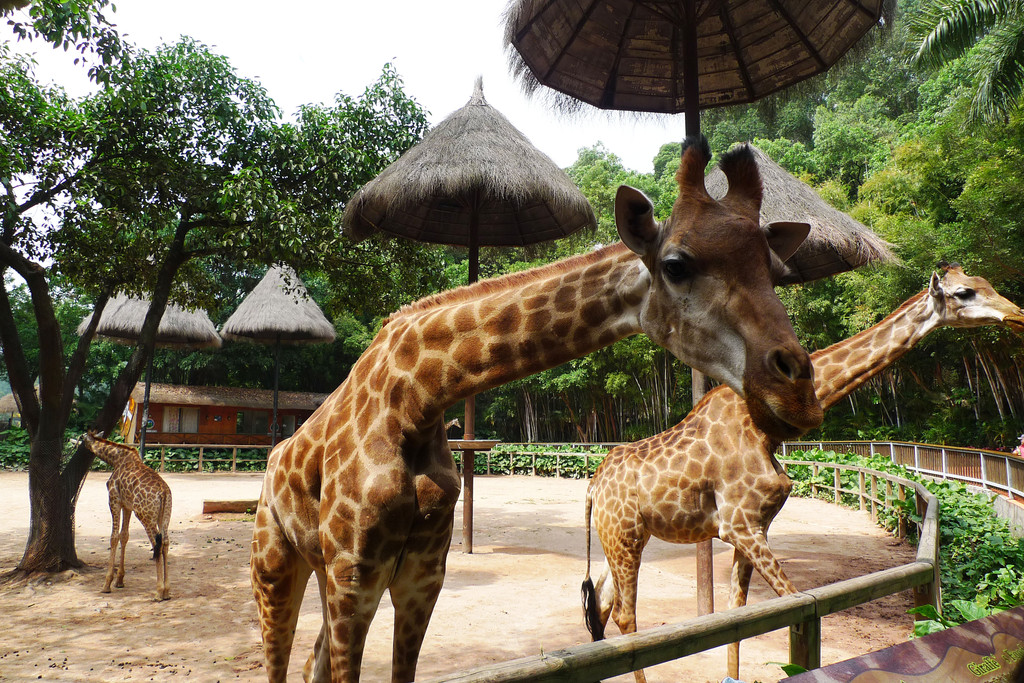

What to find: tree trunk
left=17, top=437, right=85, bottom=573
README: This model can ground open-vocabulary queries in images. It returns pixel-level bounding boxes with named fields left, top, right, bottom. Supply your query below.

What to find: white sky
left=10, top=0, right=687, bottom=173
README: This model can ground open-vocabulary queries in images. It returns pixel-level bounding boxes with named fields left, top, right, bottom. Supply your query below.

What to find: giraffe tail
left=152, top=494, right=169, bottom=560
left=581, top=487, right=605, bottom=641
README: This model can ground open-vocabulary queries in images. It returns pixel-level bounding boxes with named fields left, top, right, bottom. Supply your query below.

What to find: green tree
left=911, top=0, right=1024, bottom=121
left=1, top=18, right=431, bottom=573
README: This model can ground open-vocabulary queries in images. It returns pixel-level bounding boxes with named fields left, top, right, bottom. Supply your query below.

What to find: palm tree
left=911, top=0, right=1024, bottom=121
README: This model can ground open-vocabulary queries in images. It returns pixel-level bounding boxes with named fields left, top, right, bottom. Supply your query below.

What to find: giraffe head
left=928, top=264, right=1024, bottom=332
left=615, top=137, right=822, bottom=438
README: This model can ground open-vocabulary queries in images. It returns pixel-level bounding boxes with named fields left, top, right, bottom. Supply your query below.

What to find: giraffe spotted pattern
left=250, top=138, right=825, bottom=683
left=83, top=432, right=172, bottom=601
left=583, top=265, right=1024, bottom=682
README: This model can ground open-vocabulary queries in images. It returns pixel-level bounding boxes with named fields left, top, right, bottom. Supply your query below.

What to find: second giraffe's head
left=930, top=264, right=1024, bottom=332
left=615, top=137, right=823, bottom=439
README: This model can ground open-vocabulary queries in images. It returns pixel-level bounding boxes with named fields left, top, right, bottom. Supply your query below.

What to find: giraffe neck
left=88, top=438, right=140, bottom=469
left=352, top=243, right=648, bottom=435
left=812, top=290, right=935, bottom=412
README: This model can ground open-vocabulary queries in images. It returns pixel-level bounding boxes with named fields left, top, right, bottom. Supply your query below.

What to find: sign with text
left=784, top=605, right=1024, bottom=682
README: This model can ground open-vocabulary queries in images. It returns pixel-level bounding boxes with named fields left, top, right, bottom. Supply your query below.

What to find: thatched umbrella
left=342, top=77, right=594, bottom=441
left=342, top=77, right=594, bottom=553
left=219, top=265, right=335, bottom=448
left=505, top=0, right=884, bottom=138
left=78, top=294, right=221, bottom=456
left=706, top=144, right=895, bottom=283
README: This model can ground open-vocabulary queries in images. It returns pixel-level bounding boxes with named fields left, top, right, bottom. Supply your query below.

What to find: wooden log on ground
left=202, top=500, right=259, bottom=514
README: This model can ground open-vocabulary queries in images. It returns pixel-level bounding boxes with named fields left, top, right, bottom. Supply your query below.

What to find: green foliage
left=786, top=449, right=1024, bottom=625
left=0, top=425, right=31, bottom=469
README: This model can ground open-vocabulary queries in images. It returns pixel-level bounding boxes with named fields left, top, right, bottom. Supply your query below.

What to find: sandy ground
left=0, top=471, right=917, bottom=683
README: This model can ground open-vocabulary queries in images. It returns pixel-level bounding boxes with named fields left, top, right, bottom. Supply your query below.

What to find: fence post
left=811, top=464, right=819, bottom=497
left=914, top=443, right=920, bottom=473
left=833, top=467, right=841, bottom=504
left=790, top=618, right=821, bottom=672
left=870, top=475, right=878, bottom=521
left=160, top=446, right=166, bottom=473
left=531, top=452, right=536, bottom=477
left=897, top=485, right=907, bottom=539
left=198, top=447, right=204, bottom=472
left=941, top=447, right=948, bottom=480
left=858, top=471, right=866, bottom=512
left=979, top=454, right=988, bottom=491
left=231, top=447, right=238, bottom=473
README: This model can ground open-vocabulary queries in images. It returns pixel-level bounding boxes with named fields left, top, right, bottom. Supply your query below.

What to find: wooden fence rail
left=424, top=462, right=940, bottom=682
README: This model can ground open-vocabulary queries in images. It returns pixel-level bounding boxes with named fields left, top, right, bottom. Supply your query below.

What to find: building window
left=236, top=410, right=270, bottom=435
left=162, top=407, right=199, bottom=433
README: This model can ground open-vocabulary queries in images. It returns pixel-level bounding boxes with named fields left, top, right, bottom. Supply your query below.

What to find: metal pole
left=139, top=354, right=154, bottom=458
left=693, top=368, right=714, bottom=616
left=463, top=197, right=480, bottom=554
left=271, top=337, right=281, bottom=448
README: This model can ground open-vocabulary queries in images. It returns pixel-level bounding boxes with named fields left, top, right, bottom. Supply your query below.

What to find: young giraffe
left=82, top=431, right=172, bottom=601
left=250, top=138, right=825, bottom=683
left=582, top=264, right=1024, bottom=682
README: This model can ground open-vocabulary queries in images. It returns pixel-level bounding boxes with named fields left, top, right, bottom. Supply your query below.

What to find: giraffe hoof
left=101, top=587, right=111, bottom=594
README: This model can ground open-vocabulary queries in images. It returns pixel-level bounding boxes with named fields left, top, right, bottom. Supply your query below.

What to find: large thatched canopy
left=77, top=294, right=222, bottom=349
left=220, top=265, right=335, bottom=345
left=341, top=77, right=596, bottom=247
left=504, top=0, right=884, bottom=118
left=705, top=145, right=895, bottom=284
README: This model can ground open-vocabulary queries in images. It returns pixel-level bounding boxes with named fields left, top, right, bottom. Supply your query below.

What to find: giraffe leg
left=388, top=513, right=455, bottom=683
left=723, top=530, right=797, bottom=597
left=302, top=572, right=331, bottom=683
left=606, top=539, right=648, bottom=683
left=102, top=501, right=123, bottom=593
left=115, top=507, right=131, bottom=589
left=157, top=525, right=170, bottom=601
left=322, top=559, right=391, bottom=683
left=251, top=507, right=315, bottom=683
left=727, top=548, right=756, bottom=679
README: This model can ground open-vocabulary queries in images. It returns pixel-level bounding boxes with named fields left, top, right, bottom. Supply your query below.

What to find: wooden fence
left=424, top=461, right=940, bottom=682
left=781, top=440, right=1024, bottom=503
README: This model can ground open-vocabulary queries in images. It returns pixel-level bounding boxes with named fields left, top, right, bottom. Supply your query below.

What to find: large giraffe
left=82, top=431, right=172, bottom=601
left=582, top=264, right=1024, bottom=681
left=250, top=138, right=825, bottom=683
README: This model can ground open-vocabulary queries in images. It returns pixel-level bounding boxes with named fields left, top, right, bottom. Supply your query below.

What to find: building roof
left=129, top=383, right=330, bottom=411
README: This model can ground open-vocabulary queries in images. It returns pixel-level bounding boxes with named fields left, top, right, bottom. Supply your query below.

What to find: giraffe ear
left=615, top=185, right=660, bottom=256
left=929, top=271, right=943, bottom=300
left=764, top=221, right=810, bottom=263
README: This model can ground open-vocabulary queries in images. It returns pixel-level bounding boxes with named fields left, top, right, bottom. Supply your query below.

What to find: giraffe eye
left=954, top=288, right=975, bottom=301
left=663, top=256, right=693, bottom=282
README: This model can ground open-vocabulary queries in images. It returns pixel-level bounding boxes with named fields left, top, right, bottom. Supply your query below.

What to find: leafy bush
left=785, top=448, right=1024, bottom=625
left=0, top=425, right=31, bottom=469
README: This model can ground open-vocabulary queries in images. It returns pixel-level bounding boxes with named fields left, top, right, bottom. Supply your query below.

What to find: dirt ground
left=0, top=471, right=918, bottom=683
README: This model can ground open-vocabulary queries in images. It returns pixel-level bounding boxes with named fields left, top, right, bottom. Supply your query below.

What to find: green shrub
left=785, top=448, right=1024, bottom=625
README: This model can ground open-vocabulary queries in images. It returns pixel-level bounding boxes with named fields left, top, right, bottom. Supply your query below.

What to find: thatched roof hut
left=341, top=77, right=595, bottom=247
left=705, top=145, right=895, bottom=284
left=220, top=265, right=335, bottom=345
left=129, top=383, right=329, bottom=412
left=77, top=294, right=222, bottom=349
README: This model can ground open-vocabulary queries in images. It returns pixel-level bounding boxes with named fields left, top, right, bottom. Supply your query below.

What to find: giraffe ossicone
left=82, top=431, right=172, bottom=601
left=582, top=264, right=1024, bottom=682
left=250, top=137, right=824, bottom=682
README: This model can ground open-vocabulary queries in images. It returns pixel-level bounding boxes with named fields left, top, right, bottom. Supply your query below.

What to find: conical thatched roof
left=77, top=294, right=222, bottom=349
left=342, top=77, right=596, bottom=247
left=705, top=145, right=895, bottom=284
left=220, top=265, right=335, bottom=345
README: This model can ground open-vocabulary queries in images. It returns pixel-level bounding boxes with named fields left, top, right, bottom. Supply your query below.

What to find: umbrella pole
left=463, top=199, right=480, bottom=554
left=681, top=0, right=714, bottom=614
left=139, top=354, right=154, bottom=459
left=683, top=0, right=701, bottom=140
left=272, top=338, right=281, bottom=449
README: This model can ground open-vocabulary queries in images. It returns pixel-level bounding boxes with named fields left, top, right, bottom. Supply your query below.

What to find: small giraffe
left=250, top=138, right=825, bottom=683
left=83, top=431, right=172, bottom=601
left=582, top=264, right=1024, bottom=681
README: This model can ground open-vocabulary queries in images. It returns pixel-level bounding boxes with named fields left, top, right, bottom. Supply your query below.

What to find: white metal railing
left=780, top=440, right=1024, bottom=502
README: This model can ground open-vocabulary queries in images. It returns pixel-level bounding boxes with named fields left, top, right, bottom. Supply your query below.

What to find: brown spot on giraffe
left=82, top=432, right=172, bottom=601
left=250, top=138, right=826, bottom=682
left=582, top=266, right=1024, bottom=682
